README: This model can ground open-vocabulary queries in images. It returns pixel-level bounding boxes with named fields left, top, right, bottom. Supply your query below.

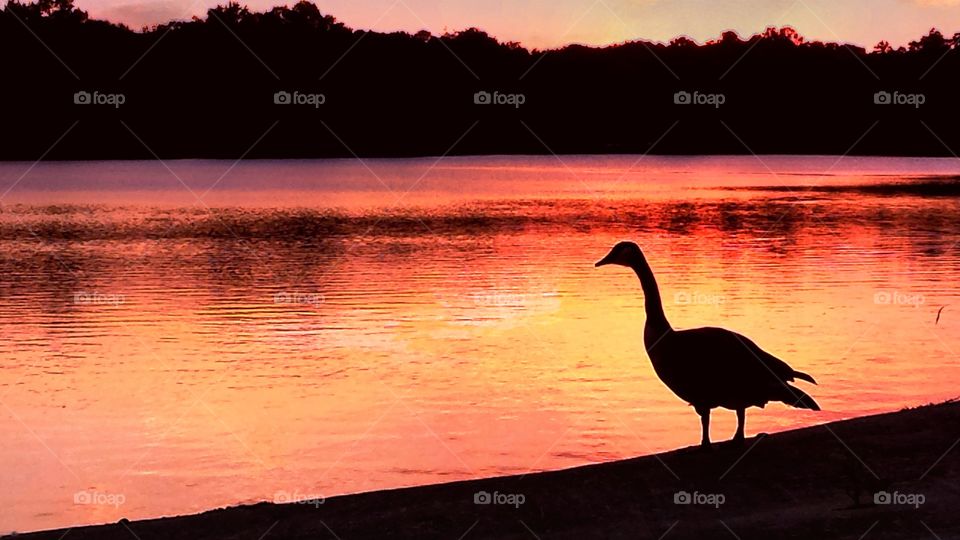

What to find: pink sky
left=75, top=0, right=960, bottom=49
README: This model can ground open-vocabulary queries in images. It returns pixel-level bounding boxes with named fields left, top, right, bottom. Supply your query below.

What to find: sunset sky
left=74, top=0, right=960, bottom=49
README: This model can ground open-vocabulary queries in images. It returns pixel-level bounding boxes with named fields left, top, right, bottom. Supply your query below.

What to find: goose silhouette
left=596, top=241, right=820, bottom=448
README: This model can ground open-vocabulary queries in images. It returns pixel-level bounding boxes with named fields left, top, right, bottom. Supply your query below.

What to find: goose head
left=595, top=241, right=643, bottom=268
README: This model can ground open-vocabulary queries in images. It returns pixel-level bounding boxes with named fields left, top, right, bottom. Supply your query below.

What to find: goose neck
left=630, top=257, right=671, bottom=331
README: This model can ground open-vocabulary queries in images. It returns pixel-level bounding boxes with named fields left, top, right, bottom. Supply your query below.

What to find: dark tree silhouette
left=1, top=0, right=958, bottom=159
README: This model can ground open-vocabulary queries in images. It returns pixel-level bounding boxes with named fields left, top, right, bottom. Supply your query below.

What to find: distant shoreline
left=5, top=151, right=960, bottom=163
left=11, top=400, right=960, bottom=540
left=3, top=152, right=960, bottom=164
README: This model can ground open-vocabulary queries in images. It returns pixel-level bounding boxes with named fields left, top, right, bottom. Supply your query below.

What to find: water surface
left=1, top=156, right=959, bottom=532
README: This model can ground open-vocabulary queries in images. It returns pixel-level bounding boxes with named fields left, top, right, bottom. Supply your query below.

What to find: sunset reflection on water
left=1, top=155, right=958, bottom=532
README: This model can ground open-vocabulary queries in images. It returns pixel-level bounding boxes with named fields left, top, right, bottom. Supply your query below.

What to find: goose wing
left=651, top=326, right=813, bottom=408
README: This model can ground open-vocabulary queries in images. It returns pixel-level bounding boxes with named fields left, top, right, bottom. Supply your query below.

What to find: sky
left=74, top=0, right=960, bottom=49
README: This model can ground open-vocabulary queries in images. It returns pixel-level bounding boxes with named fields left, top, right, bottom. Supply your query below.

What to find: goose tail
left=792, top=370, right=817, bottom=385
left=782, top=384, right=821, bottom=411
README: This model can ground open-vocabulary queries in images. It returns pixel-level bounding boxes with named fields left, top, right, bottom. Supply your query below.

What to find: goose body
left=597, top=241, right=820, bottom=447
left=645, top=326, right=819, bottom=411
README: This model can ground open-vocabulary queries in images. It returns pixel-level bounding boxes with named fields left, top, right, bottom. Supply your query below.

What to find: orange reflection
left=1, top=157, right=958, bottom=532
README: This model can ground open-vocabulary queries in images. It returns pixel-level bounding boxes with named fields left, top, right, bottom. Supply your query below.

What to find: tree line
left=2, top=0, right=959, bottom=159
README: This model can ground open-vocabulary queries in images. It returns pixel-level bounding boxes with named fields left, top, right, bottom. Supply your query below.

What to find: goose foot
left=696, top=407, right=712, bottom=452
left=732, top=408, right=746, bottom=446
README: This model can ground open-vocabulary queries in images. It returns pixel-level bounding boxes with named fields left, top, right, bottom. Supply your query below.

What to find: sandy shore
left=9, top=400, right=960, bottom=539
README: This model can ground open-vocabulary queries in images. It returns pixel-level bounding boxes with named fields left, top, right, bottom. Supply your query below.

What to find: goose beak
left=595, top=255, right=613, bottom=267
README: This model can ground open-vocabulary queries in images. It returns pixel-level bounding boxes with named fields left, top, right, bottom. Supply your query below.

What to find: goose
left=595, top=241, right=820, bottom=448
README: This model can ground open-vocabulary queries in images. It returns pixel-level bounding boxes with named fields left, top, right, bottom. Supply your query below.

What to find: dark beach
left=10, top=401, right=959, bottom=540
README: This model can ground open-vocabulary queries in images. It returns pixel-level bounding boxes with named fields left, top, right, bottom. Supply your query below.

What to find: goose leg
left=733, top=408, right=746, bottom=443
left=696, top=406, right=711, bottom=448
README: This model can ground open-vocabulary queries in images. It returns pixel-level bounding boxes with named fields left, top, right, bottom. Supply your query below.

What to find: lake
left=1, top=155, right=959, bottom=532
